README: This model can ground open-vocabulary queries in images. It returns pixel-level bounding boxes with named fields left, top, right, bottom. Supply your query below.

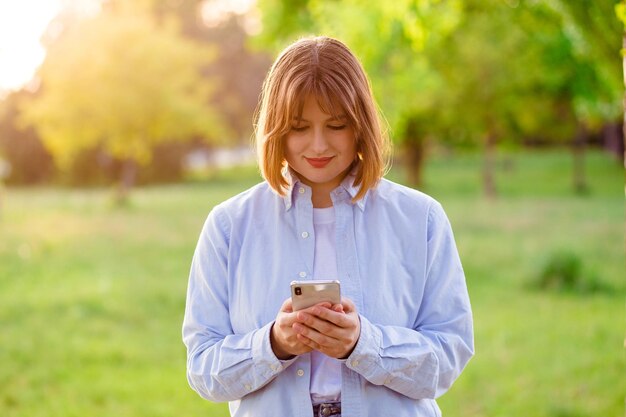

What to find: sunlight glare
left=201, top=0, right=258, bottom=31
left=0, top=1, right=62, bottom=94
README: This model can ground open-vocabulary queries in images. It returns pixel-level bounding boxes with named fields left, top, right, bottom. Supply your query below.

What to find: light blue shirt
left=182, top=172, right=474, bottom=417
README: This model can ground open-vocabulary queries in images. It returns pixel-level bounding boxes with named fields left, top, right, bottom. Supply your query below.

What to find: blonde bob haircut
left=255, top=36, right=390, bottom=202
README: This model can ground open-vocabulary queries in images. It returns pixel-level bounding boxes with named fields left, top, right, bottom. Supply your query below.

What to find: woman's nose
left=311, top=128, right=329, bottom=154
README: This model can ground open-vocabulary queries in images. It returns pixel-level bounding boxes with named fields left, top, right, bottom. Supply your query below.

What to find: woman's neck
left=311, top=191, right=333, bottom=208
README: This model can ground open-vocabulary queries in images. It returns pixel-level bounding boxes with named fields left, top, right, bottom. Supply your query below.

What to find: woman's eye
left=328, top=125, right=346, bottom=130
left=291, top=126, right=308, bottom=132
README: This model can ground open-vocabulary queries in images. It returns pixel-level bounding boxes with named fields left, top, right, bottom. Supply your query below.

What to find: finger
left=277, top=313, right=295, bottom=328
left=296, top=334, right=321, bottom=350
left=295, top=312, right=338, bottom=337
left=332, top=304, right=344, bottom=313
left=292, top=339, right=314, bottom=354
left=340, top=297, right=357, bottom=313
left=280, top=297, right=294, bottom=313
left=293, top=322, right=337, bottom=347
left=308, top=306, right=353, bottom=328
left=297, top=302, right=332, bottom=315
left=292, top=303, right=332, bottom=322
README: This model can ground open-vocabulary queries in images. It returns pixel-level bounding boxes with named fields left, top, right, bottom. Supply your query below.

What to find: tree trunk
left=403, top=119, right=424, bottom=188
left=483, top=131, right=497, bottom=199
left=115, top=159, right=137, bottom=205
left=404, top=141, right=424, bottom=188
left=0, top=160, right=9, bottom=222
left=572, top=123, right=589, bottom=195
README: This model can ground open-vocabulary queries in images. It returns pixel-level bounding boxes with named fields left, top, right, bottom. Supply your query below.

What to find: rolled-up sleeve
left=346, top=201, right=474, bottom=400
left=182, top=208, right=294, bottom=402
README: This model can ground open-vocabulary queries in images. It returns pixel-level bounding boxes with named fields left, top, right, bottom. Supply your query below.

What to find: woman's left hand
left=292, top=297, right=361, bottom=359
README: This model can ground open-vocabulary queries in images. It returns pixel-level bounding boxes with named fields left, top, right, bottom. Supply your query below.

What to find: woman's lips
left=305, top=157, right=334, bottom=168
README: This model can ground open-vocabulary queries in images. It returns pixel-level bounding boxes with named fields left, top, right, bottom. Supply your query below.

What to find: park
left=0, top=1, right=624, bottom=416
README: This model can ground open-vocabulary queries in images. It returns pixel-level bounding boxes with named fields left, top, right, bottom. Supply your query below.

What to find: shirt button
left=271, top=364, right=280, bottom=371
left=244, top=384, right=252, bottom=391
left=299, top=187, right=305, bottom=194
left=296, top=369, right=305, bottom=377
left=351, top=359, right=359, bottom=367
left=301, top=231, right=309, bottom=239
left=299, top=271, right=307, bottom=278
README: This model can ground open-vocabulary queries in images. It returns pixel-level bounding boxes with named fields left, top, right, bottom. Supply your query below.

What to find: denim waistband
left=312, top=402, right=341, bottom=417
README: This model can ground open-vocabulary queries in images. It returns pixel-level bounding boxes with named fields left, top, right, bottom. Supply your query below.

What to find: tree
left=537, top=0, right=621, bottom=193
left=255, top=0, right=622, bottom=195
left=123, top=0, right=273, bottom=143
left=430, top=0, right=536, bottom=197
left=0, top=90, right=55, bottom=185
left=255, top=0, right=547, bottom=194
left=20, top=7, right=229, bottom=201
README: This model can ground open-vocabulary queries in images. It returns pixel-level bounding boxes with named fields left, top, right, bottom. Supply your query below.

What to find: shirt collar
left=281, top=167, right=368, bottom=212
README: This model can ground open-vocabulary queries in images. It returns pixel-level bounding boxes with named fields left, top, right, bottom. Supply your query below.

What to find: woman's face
left=284, top=94, right=357, bottom=194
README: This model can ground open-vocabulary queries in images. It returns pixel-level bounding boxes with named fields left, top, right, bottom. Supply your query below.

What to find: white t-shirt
left=310, top=206, right=342, bottom=404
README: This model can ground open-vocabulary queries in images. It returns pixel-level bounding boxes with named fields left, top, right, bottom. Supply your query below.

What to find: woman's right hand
left=270, top=297, right=330, bottom=359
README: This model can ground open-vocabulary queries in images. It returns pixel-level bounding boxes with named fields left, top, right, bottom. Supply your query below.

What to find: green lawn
left=0, top=149, right=623, bottom=417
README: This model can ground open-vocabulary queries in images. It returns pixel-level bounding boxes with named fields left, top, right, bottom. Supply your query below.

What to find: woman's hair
left=254, top=36, right=390, bottom=202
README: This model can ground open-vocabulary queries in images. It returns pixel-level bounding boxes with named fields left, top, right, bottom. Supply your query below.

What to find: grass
left=0, top=149, right=623, bottom=417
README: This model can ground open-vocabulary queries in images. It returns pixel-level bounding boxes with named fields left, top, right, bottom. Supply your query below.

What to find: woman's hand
left=292, top=297, right=361, bottom=359
left=270, top=298, right=331, bottom=359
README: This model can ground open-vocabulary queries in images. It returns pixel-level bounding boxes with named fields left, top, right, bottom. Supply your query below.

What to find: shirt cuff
left=252, top=321, right=297, bottom=375
left=344, top=314, right=386, bottom=385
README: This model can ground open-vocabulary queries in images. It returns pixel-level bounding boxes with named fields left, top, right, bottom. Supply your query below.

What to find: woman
left=182, top=36, right=473, bottom=417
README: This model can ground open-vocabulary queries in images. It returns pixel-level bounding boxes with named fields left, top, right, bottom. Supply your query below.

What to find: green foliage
left=540, top=251, right=582, bottom=291
left=617, top=1, right=626, bottom=27
left=255, top=0, right=461, bottom=142
left=254, top=0, right=623, bottom=189
left=19, top=8, right=229, bottom=172
left=546, top=1, right=622, bottom=124
left=532, top=250, right=605, bottom=294
left=256, top=0, right=624, bottom=140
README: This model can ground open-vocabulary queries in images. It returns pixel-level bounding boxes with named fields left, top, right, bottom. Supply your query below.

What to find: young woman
left=183, top=36, right=474, bottom=417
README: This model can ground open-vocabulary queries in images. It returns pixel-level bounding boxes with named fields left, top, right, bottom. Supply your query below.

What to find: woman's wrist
left=270, top=322, right=295, bottom=360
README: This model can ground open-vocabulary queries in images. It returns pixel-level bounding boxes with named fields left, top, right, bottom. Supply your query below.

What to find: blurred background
left=0, top=1, right=623, bottom=416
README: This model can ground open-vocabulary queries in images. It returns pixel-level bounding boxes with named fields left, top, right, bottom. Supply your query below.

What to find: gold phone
left=290, top=280, right=341, bottom=311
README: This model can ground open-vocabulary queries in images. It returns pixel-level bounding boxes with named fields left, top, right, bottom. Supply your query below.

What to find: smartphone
left=290, top=280, right=341, bottom=311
